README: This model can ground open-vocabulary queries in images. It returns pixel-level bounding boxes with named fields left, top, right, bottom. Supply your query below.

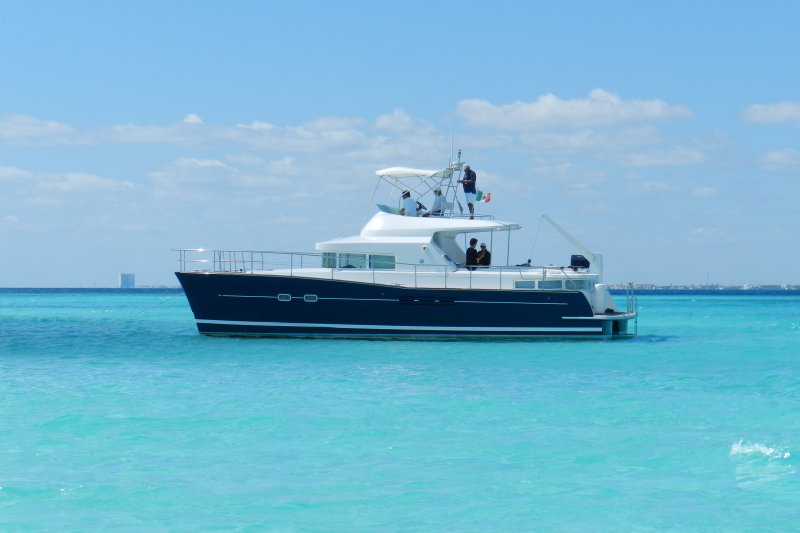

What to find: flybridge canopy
left=376, top=167, right=452, bottom=180
left=360, top=211, right=519, bottom=238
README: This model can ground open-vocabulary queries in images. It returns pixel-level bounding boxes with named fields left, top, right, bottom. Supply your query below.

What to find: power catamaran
left=175, top=159, right=637, bottom=338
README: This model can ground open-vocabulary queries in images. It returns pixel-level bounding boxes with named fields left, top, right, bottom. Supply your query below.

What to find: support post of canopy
left=542, top=215, right=604, bottom=282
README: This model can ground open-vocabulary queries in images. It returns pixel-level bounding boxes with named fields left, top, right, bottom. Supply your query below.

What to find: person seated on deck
left=399, top=190, right=420, bottom=217
left=464, top=238, right=479, bottom=270
left=429, top=189, right=445, bottom=216
left=477, top=243, right=491, bottom=267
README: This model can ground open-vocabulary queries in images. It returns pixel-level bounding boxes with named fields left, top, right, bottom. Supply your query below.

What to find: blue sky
left=1, top=1, right=799, bottom=287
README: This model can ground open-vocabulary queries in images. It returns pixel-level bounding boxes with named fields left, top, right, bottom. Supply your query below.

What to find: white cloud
left=760, top=148, right=800, bottom=171
left=182, top=113, right=204, bottom=124
left=688, top=227, right=734, bottom=243
left=237, top=121, right=275, bottom=131
left=175, top=158, right=227, bottom=168
left=623, top=146, right=705, bottom=167
left=267, top=156, right=299, bottom=175
left=148, top=158, right=234, bottom=198
left=0, top=164, right=133, bottom=198
left=0, top=214, right=20, bottom=226
left=148, top=157, right=297, bottom=200
left=520, top=126, right=661, bottom=152
left=226, top=153, right=267, bottom=166
left=0, top=165, right=32, bottom=182
left=456, top=89, right=691, bottom=129
left=374, top=108, right=415, bottom=133
left=107, top=122, right=195, bottom=144
left=629, top=180, right=675, bottom=193
left=0, top=114, right=83, bottom=145
left=693, top=186, right=717, bottom=197
left=530, top=163, right=607, bottom=182
left=304, top=116, right=364, bottom=131
left=742, top=102, right=800, bottom=124
left=38, top=172, right=134, bottom=192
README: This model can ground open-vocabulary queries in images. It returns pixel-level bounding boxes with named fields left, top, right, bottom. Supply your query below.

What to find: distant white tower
left=119, top=273, right=135, bottom=289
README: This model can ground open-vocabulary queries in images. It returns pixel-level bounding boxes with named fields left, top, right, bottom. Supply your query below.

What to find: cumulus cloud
left=237, top=121, right=275, bottom=131
left=530, top=163, right=607, bottom=182
left=623, top=146, right=705, bottom=167
left=267, top=156, right=299, bottom=175
left=174, top=158, right=227, bottom=168
left=742, top=102, right=800, bottom=124
left=688, top=227, right=734, bottom=243
left=0, top=165, right=32, bottom=182
left=0, top=114, right=83, bottom=145
left=0, top=214, right=20, bottom=225
left=760, top=148, right=800, bottom=170
left=304, top=116, right=364, bottom=131
left=629, top=180, right=675, bottom=193
left=148, top=156, right=296, bottom=201
left=456, top=89, right=691, bottom=129
left=374, top=108, right=415, bottom=133
left=182, top=113, right=204, bottom=124
left=693, top=186, right=717, bottom=197
left=520, top=126, right=661, bottom=152
left=0, top=164, right=132, bottom=193
left=148, top=158, right=234, bottom=199
left=101, top=115, right=369, bottom=152
left=226, top=153, right=267, bottom=166
left=38, top=172, right=134, bottom=192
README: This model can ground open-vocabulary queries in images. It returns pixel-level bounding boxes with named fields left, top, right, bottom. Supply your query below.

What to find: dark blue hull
left=175, top=272, right=628, bottom=338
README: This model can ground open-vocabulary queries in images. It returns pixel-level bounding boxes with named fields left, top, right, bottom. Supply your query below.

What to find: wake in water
left=730, top=440, right=790, bottom=459
left=729, top=440, right=794, bottom=486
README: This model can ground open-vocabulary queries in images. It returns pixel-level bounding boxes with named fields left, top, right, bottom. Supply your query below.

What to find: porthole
left=277, top=294, right=292, bottom=302
left=304, top=294, right=318, bottom=302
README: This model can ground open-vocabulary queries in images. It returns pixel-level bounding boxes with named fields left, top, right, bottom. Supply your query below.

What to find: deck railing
left=172, top=248, right=599, bottom=291
left=626, top=282, right=639, bottom=334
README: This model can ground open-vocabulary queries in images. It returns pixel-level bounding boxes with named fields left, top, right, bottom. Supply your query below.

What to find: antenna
left=450, top=79, right=455, bottom=163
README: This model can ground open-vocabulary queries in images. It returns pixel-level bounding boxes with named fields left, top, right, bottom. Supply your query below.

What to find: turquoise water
left=1, top=289, right=799, bottom=531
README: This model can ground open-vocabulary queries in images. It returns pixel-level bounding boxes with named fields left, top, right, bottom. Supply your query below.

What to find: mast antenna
left=450, top=79, right=455, bottom=163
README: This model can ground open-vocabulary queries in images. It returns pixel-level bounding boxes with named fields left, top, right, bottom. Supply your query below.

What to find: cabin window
left=277, top=294, right=292, bottom=302
left=514, top=281, right=536, bottom=289
left=538, top=280, right=563, bottom=290
left=565, top=279, right=587, bottom=290
left=322, top=252, right=395, bottom=269
left=370, top=254, right=396, bottom=270
left=339, top=253, right=366, bottom=269
left=322, top=252, right=337, bottom=268
left=303, top=294, right=318, bottom=302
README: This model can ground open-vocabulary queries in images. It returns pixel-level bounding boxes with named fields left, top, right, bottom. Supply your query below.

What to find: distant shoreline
left=2, top=287, right=799, bottom=296
left=609, top=288, right=800, bottom=296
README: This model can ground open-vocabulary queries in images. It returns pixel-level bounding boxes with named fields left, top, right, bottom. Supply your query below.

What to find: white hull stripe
left=196, top=319, right=603, bottom=332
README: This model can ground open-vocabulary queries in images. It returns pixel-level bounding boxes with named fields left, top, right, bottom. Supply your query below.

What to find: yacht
left=175, top=159, right=637, bottom=338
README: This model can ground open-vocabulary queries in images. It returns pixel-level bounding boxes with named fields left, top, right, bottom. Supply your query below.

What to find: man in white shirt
left=400, top=190, right=418, bottom=216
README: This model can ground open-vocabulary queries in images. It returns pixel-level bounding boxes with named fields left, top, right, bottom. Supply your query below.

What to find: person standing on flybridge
left=458, top=164, right=477, bottom=219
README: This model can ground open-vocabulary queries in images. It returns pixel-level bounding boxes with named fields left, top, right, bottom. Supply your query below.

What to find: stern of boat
left=594, top=282, right=638, bottom=337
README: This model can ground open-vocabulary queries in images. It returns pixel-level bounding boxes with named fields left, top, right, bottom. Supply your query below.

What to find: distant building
left=119, top=273, right=135, bottom=289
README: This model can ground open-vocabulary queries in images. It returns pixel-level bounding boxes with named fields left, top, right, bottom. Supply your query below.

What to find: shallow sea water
left=1, top=289, right=799, bottom=531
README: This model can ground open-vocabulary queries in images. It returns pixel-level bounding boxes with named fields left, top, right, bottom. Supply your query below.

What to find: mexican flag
left=476, top=191, right=492, bottom=203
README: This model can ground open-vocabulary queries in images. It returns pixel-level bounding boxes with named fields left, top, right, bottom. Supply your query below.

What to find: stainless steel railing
left=172, top=248, right=599, bottom=291
left=626, top=282, right=639, bottom=335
